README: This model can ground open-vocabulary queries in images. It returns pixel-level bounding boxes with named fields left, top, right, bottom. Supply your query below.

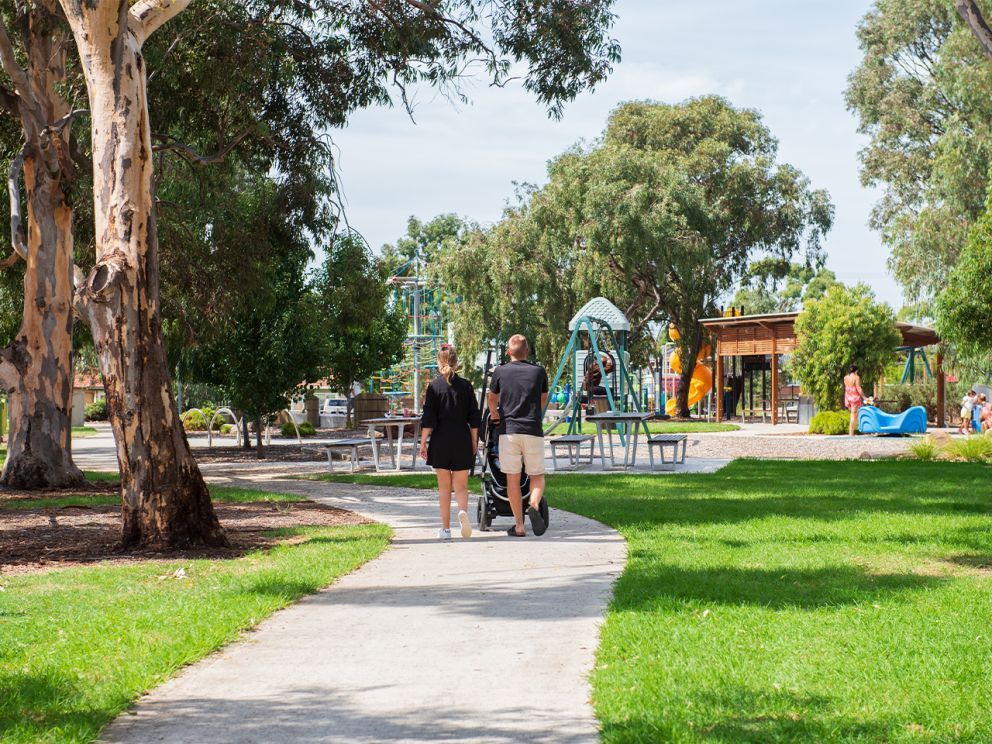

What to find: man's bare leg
left=506, top=472, right=526, bottom=535
left=528, top=474, right=545, bottom=510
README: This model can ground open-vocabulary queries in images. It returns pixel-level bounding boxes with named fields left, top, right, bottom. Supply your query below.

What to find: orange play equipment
left=665, top=326, right=714, bottom=415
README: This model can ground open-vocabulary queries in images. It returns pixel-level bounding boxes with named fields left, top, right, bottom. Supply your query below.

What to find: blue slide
left=857, top=405, right=927, bottom=435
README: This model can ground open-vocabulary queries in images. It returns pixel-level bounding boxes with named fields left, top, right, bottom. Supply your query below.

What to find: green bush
left=281, top=420, right=315, bottom=437
left=879, top=380, right=961, bottom=423
left=84, top=399, right=109, bottom=422
left=220, top=424, right=233, bottom=435
left=908, top=437, right=939, bottom=461
left=180, top=407, right=219, bottom=432
left=809, top=409, right=854, bottom=435
left=943, top=435, right=992, bottom=463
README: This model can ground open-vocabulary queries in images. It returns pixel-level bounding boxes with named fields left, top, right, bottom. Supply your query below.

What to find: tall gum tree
left=60, top=0, right=225, bottom=548
left=0, top=2, right=84, bottom=488
left=58, top=0, right=619, bottom=548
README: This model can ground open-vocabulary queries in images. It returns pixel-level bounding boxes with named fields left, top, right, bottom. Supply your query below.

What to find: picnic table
left=364, top=416, right=422, bottom=472
left=585, top=411, right=655, bottom=469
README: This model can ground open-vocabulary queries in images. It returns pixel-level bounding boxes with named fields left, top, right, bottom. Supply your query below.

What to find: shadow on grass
left=600, top=686, right=897, bottom=743
left=0, top=671, right=109, bottom=742
left=614, top=562, right=941, bottom=610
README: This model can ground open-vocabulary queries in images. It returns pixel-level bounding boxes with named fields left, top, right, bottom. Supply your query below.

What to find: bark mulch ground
left=0, top=487, right=370, bottom=577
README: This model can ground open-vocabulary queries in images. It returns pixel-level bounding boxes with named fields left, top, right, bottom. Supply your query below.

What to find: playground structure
left=661, top=325, right=714, bottom=417
left=371, top=255, right=451, bottom=413
left=545, top=298, right=644, bottom=434
left=700, top=311, right=945, bottom=425
left=858, top=405, right=928, bottom=435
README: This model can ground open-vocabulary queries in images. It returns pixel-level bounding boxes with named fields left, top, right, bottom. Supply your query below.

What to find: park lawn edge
left=0, top=486, right=392, bottom=744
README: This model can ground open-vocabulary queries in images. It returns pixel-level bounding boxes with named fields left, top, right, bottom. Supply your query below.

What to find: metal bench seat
left=548, top=434, right=596, bottom=470
left=647, top=434, right=687, bottom=471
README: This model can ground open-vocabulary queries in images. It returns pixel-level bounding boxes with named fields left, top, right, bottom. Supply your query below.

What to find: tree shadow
left=613, top=562, right=941, bottom=611
left=600, top=685, right=899, bottom=743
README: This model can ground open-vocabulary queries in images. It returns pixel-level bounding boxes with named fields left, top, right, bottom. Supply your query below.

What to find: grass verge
left=71, top=426, right=98, bottom=438
left=571, top=421, right=740, bottom=435
left=0, top=487, right=390, bottom=744
left=322, top=460, right=992, bottom=742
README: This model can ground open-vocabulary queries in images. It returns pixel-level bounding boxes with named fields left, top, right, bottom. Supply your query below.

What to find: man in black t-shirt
left=488, top=334, right=548, bottom=537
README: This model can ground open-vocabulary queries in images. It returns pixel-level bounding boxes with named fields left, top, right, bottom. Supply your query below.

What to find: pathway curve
left=101, top=470, right=627, bottom=744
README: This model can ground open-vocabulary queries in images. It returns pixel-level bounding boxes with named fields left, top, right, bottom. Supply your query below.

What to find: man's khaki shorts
left=498, top=434, right=545, bottom=476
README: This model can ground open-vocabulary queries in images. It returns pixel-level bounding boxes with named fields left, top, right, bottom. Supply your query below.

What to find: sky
left=331, top=0, right=900, bottom=307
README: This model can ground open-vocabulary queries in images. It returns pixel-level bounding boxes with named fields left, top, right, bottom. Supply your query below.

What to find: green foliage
left=83, top=399, right=108, bottom=422
left=180, top=407, right=221, bottom=432
left=846, top=0, right=992, bottom=304
left=219, top=424, right=233, bottom=435
left=944, top=434, right=992, bottom=462
left=732, top=260, right=840, bottom=314
left=312, top=231, right=406, bottom=414
left=182, top=178, right=328, bottom=427
left=936, top=198, right=992, bottom=358
left=908, top=437, right=940, bottom=461
left=808, top=410, right=853, bottom=435
left=380, top=215, right=469, bottom=278
left=881, top=379, right=961, bottom=421
left=792, top=284, right=901, bottom=410
left=281, top=421, right=315, bottom=437
left=437, top=97, right=833, bottom=407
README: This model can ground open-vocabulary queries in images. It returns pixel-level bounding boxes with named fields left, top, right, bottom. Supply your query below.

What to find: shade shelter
left=700, top=312, right=944, bottom=425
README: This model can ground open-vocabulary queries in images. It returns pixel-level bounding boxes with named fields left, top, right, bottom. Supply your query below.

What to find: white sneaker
left=438, top=528, right=452, bottom=540
left=458, top=510, right=472, bottom=538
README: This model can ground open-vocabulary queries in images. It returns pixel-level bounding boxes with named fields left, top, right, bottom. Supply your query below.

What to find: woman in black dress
left=418, top=345, right=481, bottom=540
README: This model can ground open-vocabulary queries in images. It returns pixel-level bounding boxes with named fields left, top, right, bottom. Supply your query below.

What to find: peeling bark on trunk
left=1, top=162, right=83, bottom=488
left=0, top=5, right=83, bottom=489
left=674, top=336, right=702, bottom=419
left=63, top=0, right=225, bottom=548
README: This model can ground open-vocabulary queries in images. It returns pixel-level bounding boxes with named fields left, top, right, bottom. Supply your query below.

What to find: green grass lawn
left=320, top=461, right=992, bottom=742
left=71, top=426, right=98, bottom=437
left=0, top=486, right=391, bottom=744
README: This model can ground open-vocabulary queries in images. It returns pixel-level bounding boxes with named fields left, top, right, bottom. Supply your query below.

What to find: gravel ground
left=682, top=433, right=915, bottom=460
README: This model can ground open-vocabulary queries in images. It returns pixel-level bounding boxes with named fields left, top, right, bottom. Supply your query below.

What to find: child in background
left=960, top=390, right=977, bottom=434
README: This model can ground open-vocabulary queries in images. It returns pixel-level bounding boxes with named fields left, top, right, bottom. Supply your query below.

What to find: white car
left=321, top=398, right=349, bottom=416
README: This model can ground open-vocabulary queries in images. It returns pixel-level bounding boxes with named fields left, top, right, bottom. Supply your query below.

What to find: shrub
left=809, top=410, right=854, bottom=435
left=220, top=424, right=233, bottom=435
left=943, top=435, right=992, bottom=463
left=281, top=420, right=315, bottom=437
left=908, top=437, right=939, bottom=461
left=792, top=284, right=900, bottom=410
left=84, top=399, right=109, bottom=421
left=181, top=407, right=220, bottom=432
left=879, top=380, right=962, bottom=423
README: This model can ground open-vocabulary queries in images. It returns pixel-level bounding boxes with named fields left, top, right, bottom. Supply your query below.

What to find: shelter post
left=771, top=335, right=779, bottom=425
left=715, top=346, right=724, bottom=422
left=936, top=352, right=945, bottom=427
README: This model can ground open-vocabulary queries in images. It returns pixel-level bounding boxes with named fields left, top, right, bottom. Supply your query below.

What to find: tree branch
left=129, top=0, right=193, bottom=46
left=8, top=144, right=28, bottom=261
left=152, top=128, right=258, bottom=166
left=956, top=0, right=992, bottom=61
left=0, top=18, right=29, bottom=98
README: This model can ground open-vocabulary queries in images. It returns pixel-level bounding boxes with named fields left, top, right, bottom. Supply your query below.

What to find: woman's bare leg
left=436, top=469, right=453, bottom=530
left=850, top=406, right=858, bottom=436
left=452, top=470, right=470, bottom=513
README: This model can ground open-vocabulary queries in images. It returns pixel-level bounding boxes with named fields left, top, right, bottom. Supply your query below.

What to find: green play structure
left=544, top=297, right=643, bottom=435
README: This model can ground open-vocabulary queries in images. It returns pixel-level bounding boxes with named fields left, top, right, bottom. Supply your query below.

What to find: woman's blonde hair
left=438, top=345, right=459, bottom=385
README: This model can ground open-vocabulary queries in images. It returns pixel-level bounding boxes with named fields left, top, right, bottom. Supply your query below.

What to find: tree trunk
left=0, top=161, right=83, bottom=488
left=674, top=336, right=702, bottom=419
left=0, top=3, right=83, bottom=489
left=63, top=0, right=225, bottom=549
left=255, top=417, right=264, bottom=459
left=241, top=415, right=252, bottom=450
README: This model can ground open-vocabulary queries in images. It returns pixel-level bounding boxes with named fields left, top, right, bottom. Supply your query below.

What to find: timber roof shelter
left=700, top=312, right=945, bottom=425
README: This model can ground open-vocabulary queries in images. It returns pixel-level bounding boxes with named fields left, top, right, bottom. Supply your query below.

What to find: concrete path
left=101, top=470, right=627, bottom=744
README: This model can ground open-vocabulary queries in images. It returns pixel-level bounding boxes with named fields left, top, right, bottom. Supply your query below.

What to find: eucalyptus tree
left=52, top=0, right=619, bottom=547
left=546, top=98, right=832, bottom=417
left=846, top=0, right=992, bottom=305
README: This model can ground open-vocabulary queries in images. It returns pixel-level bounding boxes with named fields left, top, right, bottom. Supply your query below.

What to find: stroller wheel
left=476, top=495, right=491, bottom=531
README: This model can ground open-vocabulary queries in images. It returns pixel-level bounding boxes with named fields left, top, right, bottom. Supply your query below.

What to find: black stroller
left=476, top=410, right=550, bottom=531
